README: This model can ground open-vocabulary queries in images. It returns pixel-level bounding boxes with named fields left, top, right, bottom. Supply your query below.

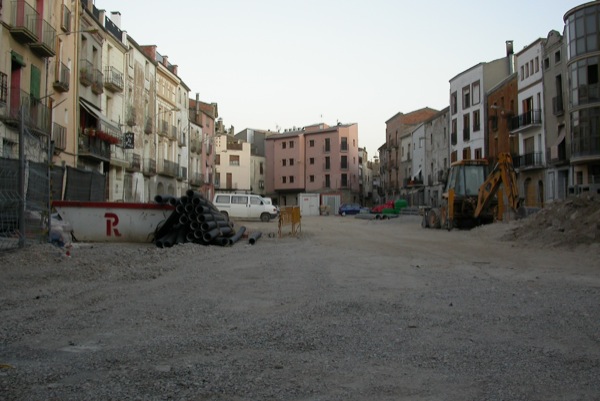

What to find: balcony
left=510, top=109, right=542, bottom=133
left=572, top=133, right=600, bottom=161
left=78, top=131, right=111, bottom=162
left=512, top=152, right=544, bottom=169
left=79, top=59, right=93, bottom=87
left=91, top=68, right=104, bottom=94
left=169, top=125, right=177, bottom=141
left=142, top=158, right=156, bottom=176
left=159, top=119, right=169, bottom=137
left=125, top=105, right=136, bottom=127
left=53, top=62, right=70, bottom=93
left=177, top=166, right=187, bottom=181
left=3, top=87, right=51, bottom=135
left=189, top=173, right=204, bottom=187
left=190, top=139, right=200, bottom=153
left=546, top=143, right=567, bottom=166
left=9, top=0, right=39, bottom=44
left=144, top=116, right=152, bottom=134
left=178, top=131, right=186, bottom=147
left=126, top=153, right=141, bottom=172
left=552, top=96, right=564, bottom=116
left=29, top=18, right=56, bottom=57
left=104, top=66, right=124, bottom=92
left=158, top=159, right=178, bottom=177
left=52, top=123, right=67, bottom=151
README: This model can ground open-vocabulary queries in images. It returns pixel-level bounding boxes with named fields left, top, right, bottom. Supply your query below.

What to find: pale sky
left=95, top=0, right=584, bottom=159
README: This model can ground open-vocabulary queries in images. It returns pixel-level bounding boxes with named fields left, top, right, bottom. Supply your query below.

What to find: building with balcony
left=543, top=29, right=570, bottom=202
left=513, top=38, right=547, bottom=208
left=265, top=122, right=360, bottom=210
left=564, top=2, right=600, bottom=194
left=449, top=42, right=514, bottom=163
left=235, top=128, right=276, bottom=197
left=189, top=97, right=218, bottom=200
left=214, top=135, right=251, bottom=193
left=423, top=107, right=450, bottom=208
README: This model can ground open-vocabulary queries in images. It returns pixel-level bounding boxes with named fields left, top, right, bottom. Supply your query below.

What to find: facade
left=265, top=123, right=360, bottom=207
left=423, top=107, right=449, bottom=207
left=214, top=134, right=251, bottom=193
left=487, top=73, right=518, bottom=161
left=564, top=2, right=600, bottom=193
left=449, top=43, right=513, bottom=163
left=189, top=98, right=217, bottom=199
left=542, top=29, right=569, bottom=202
left=513, top=38, right=547, bottom=208
left=235, top=128, right=274, bottom=196
left=358, top=147, right=373, bottom=206
left=382, top=108, right=438, bottom=201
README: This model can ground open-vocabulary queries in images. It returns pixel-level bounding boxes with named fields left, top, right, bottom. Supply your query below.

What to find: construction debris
left=503, top=194, right=600, bottom=249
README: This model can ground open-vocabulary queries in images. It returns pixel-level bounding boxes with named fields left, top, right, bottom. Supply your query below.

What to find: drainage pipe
left=228, top=226, right=246, bottom=246
left=248, top=231, right=262, bottom=245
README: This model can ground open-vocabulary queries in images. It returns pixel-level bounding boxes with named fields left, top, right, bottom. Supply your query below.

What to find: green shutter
left=30, top=65, right=41, bottom=99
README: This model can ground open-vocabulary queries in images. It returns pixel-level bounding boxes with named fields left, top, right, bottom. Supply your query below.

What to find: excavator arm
left=474, top=153, right=520, bottom=218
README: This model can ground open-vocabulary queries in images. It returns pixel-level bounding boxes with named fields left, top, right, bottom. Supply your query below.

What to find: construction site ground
left=1, top=195, right=599, bottom=400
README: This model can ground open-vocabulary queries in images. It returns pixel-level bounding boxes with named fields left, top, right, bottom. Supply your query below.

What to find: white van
left=212, top=193, right=279, bottom=222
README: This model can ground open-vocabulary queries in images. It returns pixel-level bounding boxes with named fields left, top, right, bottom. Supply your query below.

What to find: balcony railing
left=126, top=153, right=141, bottom=172
left=189, top=173, right=204, bottom=187
left=79, top=59, right=93, bottom=87
left=144, top=116, right=152, bottom=134
left=29, top=18, right=56, bottom=57
left=512, top=152, right=544, bottom=169
left=169, top=125, right=177, bottom=141
left=159, top=119, right=169, bottom=137
left=158, top=159, right=178, bottom=177
left=125, top=105, right=136, bottom=127
left=572, top=134, right=600, bottom=159
left=104, top=66, right=124, bottom=92
left=91, top=68, right=104, bottom=94
left=177, top=166, right=187, bottom=181
left=510, top=109, right=542, bottom=132
left=4, top=87, right=51, bottom=135
left=52, top=123, right=67, bottom=151
left=9, top=0, right=39, bottom=44
left=53, top=62, right=70, bottom=93
left=78, top=131, right=111, bottom=161
left=143, top=158, right=156, bottom=176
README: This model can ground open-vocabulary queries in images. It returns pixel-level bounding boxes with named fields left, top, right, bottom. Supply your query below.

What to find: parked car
left=212, top=193, right=279, bottom=222
left=338, top=203, right=363, bottom=216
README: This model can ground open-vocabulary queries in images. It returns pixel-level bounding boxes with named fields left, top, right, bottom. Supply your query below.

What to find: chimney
left=111, top=11, right=122, bottom=29
left=172, top=65, right=178, bottom=75
left=506, top=40, right=514, bottom=74
left=162, top=55, right=169, bottom=67
left=98, top=9, right=106, bottom=27
left=195, top=93, right=200, bottom=122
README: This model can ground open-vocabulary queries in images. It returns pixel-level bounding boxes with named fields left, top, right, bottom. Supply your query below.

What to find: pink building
left=265, top=123, right=360, bottom=207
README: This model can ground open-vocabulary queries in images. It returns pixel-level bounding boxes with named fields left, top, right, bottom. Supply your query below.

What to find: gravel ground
left=1, top=214, right=599, bottom=400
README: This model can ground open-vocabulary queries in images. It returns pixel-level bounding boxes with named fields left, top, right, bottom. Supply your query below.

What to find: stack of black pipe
left=153, top=189, right=244, bottom=248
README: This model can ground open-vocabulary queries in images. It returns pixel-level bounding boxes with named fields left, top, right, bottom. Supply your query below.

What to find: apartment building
left=189, top=98, right=217, bottom=200
left=513, top=38, right=546, bottom=208
left=265, top=122, right=360, bottom=209
left=214, top=134, right=251, bottom=193
left=235, top=128, right=275, bottom=197
left=449, top=43, right=513, bottom=163
left=423, top=107, right=449, bottom=208
left=564, top=2, right=600, bottom=193
left=542, top=29, right=569, bottom=202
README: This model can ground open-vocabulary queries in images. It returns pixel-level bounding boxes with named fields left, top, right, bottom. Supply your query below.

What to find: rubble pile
left=505, top=194, right=600, bottom=249
left=153, top=189, right=244, bottom=248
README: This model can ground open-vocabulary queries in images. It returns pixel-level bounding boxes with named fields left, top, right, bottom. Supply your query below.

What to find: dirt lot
left=1, top=201, right=599, bottom=400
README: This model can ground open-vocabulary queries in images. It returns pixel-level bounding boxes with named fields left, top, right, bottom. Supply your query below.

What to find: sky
left=95, top=0, right=584, bottom=159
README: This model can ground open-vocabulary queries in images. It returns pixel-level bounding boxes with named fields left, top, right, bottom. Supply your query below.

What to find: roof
left=386, top=107, right=439, bottom=125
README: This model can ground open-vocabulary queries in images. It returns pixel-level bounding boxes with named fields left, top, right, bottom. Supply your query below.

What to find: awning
left=412, top=168, right=422, bottom=180
left=11, top=51, right=26, bottom=67
left=550, top=126, right=566, bottom=160
left=80, top=99, right=121, bottom=135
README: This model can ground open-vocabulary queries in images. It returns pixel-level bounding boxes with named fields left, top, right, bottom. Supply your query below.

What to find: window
left=525, top=62, right=529, bottom=77
left=450, top=91, right=457, bottom=114
left=215, top=154, right=220, bottom=165
left=462, top=85, right=470, bottom=109
left=309, top=157, right=315, bottom=165
left=289, top=176, right=294, bottom=183
left=341, top=137, right=348, bottom=151
left=463, top=113, right=470, bottom=141
left=250, top=196, right=262, bottom=205
left=229, top=155, right=239, bottom=166
left=232, top=195, right=248, bottom=205
left=535, top=57, right=539, bottom=72
left=544, top=58, right=550, bottom=69
left=555, top=50, right=561, bottom=63
left=309, top=139, right=315, bottom=147
left=341, top=173, right=348, bottom=187
left=259, top=162, right=263, bottom=175
left=289, top=140, right=294, bottom=148
left=259, top=180, right=264, bottom=189
left=282, top=142, right=286, bottom=149
left=0, top=72, right=7, bottom=103
left=324, top=138, right=330, bottom=152
left=474, top=148, right=482, bottom=159
left=282, top=159, right=287, bottom=166
left=472, top=81, right=480, bottom=105
left=473, top=110, right=480, bottom=131
left=325, top=174, right=330, bottom=188
left=462, top=146, right=471, bottom=160
left=341, top=155, right=348, bottom=169
left=282, top=176, right=287, bottom=184
left=309, top=175, right=315, bottom=182
left=325, top=156, right=330, bottom=169
left=289, top=158, right=294, bottom=166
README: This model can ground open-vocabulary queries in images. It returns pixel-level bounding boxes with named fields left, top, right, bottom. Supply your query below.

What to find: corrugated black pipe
left=154, top=209, right=182, bottom=240
left=186, top=189, right=204, bottom=200
left=228, top=226, right=246, bottom=246
left=154, top=194, right=177, bottom=205
left=156, top=228, right=180, bottom=248
left=248, top=231, right=262, bottom=245
left=200, top=220, right=232, bottom=231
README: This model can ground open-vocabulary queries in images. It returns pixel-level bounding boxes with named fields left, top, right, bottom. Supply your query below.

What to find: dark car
left=338, top=203, right=363, bottom=216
